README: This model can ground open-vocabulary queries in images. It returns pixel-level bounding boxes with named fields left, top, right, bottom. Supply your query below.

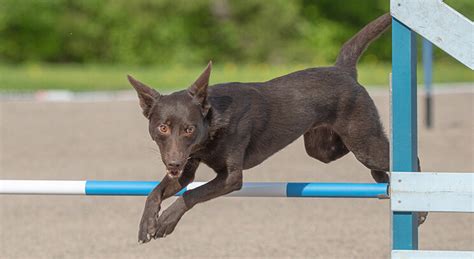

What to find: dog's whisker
left=145, top=146, right=161, bottom=155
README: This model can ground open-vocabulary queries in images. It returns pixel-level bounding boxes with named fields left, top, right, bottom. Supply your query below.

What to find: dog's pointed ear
left=188, top=61, right=212, bottom=116
left=127, top=75, right=160, bottom=118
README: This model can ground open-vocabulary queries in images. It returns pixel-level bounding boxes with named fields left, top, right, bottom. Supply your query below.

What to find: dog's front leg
left=138, top=159, right=199, bottom=243
left=154, top=166, right=243, bottom=238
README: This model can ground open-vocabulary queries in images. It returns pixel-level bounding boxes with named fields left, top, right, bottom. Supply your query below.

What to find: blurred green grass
left=0, top=61, right=472, bottom=92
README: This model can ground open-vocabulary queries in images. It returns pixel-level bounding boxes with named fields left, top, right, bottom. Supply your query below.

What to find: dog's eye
left=184, top=126, right=195, bottom=135
left=158, top=124, right=169, bottom=134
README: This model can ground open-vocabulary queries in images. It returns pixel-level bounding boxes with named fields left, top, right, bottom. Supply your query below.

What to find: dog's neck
left=207, top=108, right=227, bottom=140
left=190, top=106, right=229, bottom=157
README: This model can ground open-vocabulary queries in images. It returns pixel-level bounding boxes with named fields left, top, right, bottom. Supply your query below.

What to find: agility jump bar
left=0, top=180, right=388, bottom=198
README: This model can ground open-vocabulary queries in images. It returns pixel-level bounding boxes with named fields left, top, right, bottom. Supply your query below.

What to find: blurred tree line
left=0, top=0, right=471, bottom=66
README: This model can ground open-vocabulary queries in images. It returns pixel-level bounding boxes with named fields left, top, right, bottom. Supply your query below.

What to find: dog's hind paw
left=418, top=211, right=428, bottom=225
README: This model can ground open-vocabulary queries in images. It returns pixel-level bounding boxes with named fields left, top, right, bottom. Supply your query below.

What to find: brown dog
left=128, top=13, right=394, bottom=243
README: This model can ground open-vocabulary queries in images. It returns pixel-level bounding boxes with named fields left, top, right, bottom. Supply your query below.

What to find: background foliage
left=1, top=0, right=392, bottom=65
left=0, top=0, right=472, bottom=91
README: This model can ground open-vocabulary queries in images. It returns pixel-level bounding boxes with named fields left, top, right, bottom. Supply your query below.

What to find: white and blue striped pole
left=0, top=180, right=388, bottom=198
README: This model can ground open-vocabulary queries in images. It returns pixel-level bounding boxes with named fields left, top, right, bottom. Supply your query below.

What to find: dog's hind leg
left=332, top=91, right=390, bottom=183
left=345, top=132, right=390, bottom=183
left=304, top=125, right=389, bottom=183
left=337, top=122, right=390, bottom=183
left=336, top=101, right=428, bottom=223
left=303, top=126, right=349, bottom=164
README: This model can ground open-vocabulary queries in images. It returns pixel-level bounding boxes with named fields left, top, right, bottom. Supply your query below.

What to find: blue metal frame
left=391, top=18, right=419, bottom=250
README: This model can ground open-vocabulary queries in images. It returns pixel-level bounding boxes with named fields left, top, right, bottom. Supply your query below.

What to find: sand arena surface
left=1, top=88, right=473, bottom=258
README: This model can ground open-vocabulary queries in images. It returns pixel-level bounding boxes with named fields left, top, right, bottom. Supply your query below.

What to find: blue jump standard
left=85, top=181, right=388, bottom=198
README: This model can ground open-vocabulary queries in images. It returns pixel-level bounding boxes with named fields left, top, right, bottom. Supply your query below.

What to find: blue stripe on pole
left=85, top=181, right=189, bottom=196
left=286, top=183, right=388, bottom=198
left=85, top=180, right=387, bottom=198
left=85, top=181, right=159, bottom=195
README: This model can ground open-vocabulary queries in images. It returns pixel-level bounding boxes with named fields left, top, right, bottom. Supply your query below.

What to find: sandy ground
left=0, top=87, right=473, bottom=259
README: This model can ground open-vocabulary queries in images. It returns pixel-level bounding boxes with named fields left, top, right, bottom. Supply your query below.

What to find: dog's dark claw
left=138, top=220, right=156, bottom=244
left=138, top=237, right=148, bottom=244
left=138, top=232, right=151, bottom=244
left=138, top=229, right=156, bottom=243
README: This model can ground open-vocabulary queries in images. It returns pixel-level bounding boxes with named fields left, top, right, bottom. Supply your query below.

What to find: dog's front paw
left=138, top=204, right=161, bottom=244
left=154, top=198, right=187, bottom=239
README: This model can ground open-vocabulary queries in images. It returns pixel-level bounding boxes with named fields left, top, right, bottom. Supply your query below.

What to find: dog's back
left=209, top=12, right=392, bottom=111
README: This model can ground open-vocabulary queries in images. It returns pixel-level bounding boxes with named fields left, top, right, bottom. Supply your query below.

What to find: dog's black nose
left=167, top=161, right=181, bottom=169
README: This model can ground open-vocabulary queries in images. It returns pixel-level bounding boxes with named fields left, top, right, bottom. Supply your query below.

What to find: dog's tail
left=335, top=13, right=391, bottom=78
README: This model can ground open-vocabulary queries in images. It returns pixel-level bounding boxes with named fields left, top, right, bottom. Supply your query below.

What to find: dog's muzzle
left=166, top=168, right=183, bottom=178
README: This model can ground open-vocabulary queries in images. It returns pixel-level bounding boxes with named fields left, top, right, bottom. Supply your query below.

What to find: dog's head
left=127, top=62, right=212, bottom=178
